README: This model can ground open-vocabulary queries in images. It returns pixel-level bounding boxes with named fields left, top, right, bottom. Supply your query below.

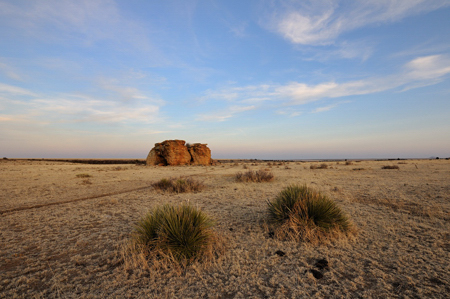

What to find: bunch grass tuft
left=152, top=177, right=204, bottom=193
left=129, top=204, right=223, bottom=269
left=267, top=185, right=354, bottom=243
left=235, top=170, right=274, bottom=182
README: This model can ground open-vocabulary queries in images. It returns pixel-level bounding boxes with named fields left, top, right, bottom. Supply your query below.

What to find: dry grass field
left=1, top=159, right=449, bottom=298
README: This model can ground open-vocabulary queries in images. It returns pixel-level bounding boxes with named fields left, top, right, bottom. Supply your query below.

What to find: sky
left=1, top=0, right=450, bottom=159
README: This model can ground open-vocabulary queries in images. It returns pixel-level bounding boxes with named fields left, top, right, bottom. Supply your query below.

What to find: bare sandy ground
left=0, top=159, right=449, bottom=298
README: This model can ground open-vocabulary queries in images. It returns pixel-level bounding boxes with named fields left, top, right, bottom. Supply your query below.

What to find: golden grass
left=152, top=177, right=205, bottom=193
left=0, top=159, right=449, bottom=297
left=235, top=170, right=274, bottom=182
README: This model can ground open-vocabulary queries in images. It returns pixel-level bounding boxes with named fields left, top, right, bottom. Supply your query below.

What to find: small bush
left=267, top=185, right=353, bottom=243
left=345, top=161, right=353, bottom=165
left=152, top=177, right=204, bottom=193
left=132, top=204, right=223, bottom=267
left=381, top=165, right=399, bottom=170
left=235, top=170, right=274, bottom=183
left=76, top=173, right=91, bottom=178
left=310, top=163, right=328, bottom=169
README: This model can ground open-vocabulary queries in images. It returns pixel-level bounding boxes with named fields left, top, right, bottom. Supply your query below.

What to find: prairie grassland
left=0, top=159, right=449, bottom=298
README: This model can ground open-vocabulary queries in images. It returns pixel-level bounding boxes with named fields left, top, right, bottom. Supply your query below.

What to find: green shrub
left=267, top=185, right=353, bottom=243
left=152, top=177, right=204, bottom=193
left=235, top=170, right=274, bottom=182
left=134, top=204, right=220, bottom=264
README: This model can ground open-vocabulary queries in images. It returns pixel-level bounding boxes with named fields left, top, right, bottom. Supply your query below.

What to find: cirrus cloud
left=270, top=0, right=450, bottom=45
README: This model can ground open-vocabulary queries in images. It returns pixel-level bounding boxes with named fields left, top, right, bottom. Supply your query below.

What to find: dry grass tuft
left=381, top=165, right=400, bottom=170
left=152, top=177, right=205, bottom=193
left=76, top=173, right=92, bottom=178
left=235, top=170, right=274, bottom=183
left=81, top=179, right=92, bottom=185
left=123, top=204, right=225, bottom=272
left=267, top=185, right=355, bottom=244
left=310, top=163, right=328, bottom=169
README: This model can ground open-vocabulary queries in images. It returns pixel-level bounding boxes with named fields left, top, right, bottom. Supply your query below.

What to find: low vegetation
left=76, top=173, right=92, bottom=178
left=235, top=170, right=274, bottom=182
left=152, top=177, right=204, bottom=193
left=381, top=165, right=400, bottom=169
left=310, top=163, right=328, bottom=169
left=267, top=185, right=354, bottom=243
left=127, top=204, right=223, bottom=269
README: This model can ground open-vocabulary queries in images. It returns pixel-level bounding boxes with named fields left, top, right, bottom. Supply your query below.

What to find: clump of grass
left=235, top=170, right=274, bottom=183
left=152, top=177, right=204, bottom=193
left=310, top=163, right=328, bottom=169
left=382, top=165, right=400, bottom=169
left=128, top=204, right=223, bottom=269
left=76, top=173, right=91, bottom=178
left=267, top=185, right=354, bottom=243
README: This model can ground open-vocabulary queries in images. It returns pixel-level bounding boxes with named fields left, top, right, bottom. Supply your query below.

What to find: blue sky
left=1, top=0, right=450, bottom=159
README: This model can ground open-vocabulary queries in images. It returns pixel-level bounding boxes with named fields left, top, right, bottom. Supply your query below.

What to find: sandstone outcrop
left=146, top=140, right=212, bottom=166
left=188, top=143, right=212, bottom=165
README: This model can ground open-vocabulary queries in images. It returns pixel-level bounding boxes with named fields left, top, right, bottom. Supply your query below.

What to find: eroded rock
left=146, top=140, right=212, bottom=166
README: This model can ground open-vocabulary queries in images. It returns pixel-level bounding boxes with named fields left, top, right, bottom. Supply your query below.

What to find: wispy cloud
left=276, top=108, right=302, bottom=117
left=0, top=0, right=162, bottom=59
left=200, top=54, right=450, bottom=109
left=0, top=83, right=37, bottom=97
left=312, top=101, right=350, bottom=113
left=0, top=61, right=23, bottom=81
left=270, top=0, right=450, bottom=45
left=196, top=105, right=256, bottom=122
left=1, top=86, right=163, bottom=126
left=303, top=40, right=374, bottom=61
left=32, top=95, right=161, bottom=124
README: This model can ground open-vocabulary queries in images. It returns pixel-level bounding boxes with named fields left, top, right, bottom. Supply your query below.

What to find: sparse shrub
left=132, top=204, right=222, bottom=266
left=76, top=173, right=91, bottom=178
left=235, top=170, right=274, bottom=183
left=81, top=179, right=92, bottom=185
left=310, top=164, right=328, bottom=169
left=285, top=165, right=291, bottom=169
left=152, top=177, right=204, bottom=193
left=243, top=164, right=248, bottom=169
left=382, top=165, right=400, bottom=170
left=267, top=185, right=353, bottom=243
left=345, top=161, right=353, bottom=165
left=352, top=168, right=365, bottom=171
left=113, top=166, right=126, bottom=171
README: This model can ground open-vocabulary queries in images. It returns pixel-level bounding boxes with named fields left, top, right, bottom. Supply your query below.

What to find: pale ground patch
left=0, top=159, right=449, bottom=298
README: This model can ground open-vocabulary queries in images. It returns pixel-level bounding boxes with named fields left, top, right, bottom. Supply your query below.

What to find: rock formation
left=188, top=143, right=212, bottom=165
left=146, top=140, right=212, bottom=166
